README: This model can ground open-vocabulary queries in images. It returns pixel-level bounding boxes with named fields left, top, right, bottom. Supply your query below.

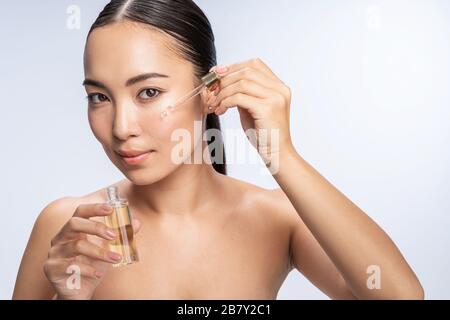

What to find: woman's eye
left=87, top=93, right=109, bottom=104
left=138, top=88, right=161, bottom=100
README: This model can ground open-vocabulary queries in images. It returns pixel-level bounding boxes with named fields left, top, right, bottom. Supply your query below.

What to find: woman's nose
left=112, top=101, right=141, bottom=140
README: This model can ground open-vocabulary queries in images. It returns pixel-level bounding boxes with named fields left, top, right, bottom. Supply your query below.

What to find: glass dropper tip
left=107, top=186, right=119, bottom=202
left=160, top=105, right=174, bottom=118
left=159, top=71, right=221, bottom=118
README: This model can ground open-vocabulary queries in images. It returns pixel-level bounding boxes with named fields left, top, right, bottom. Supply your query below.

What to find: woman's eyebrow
left=82, top=78, right=107, bottom=89
left=82, top=73, right=169, bottom=88
left=125, top=72, right=169, bottom=86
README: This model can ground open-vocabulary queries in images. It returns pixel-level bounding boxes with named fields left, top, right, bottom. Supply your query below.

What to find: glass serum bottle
left=104, top=186, right=139, bottom=267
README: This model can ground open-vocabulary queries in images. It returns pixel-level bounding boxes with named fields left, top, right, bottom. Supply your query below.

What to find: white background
left=1, top=0, right=449, bottom=299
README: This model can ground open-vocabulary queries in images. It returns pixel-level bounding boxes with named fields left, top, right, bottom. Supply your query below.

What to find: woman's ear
left=201, top=88, right=216, bottom=114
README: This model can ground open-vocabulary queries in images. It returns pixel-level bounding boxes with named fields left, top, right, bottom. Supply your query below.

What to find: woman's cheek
left=88, top=111, right=111, bottom=144
left=155, top=107, right=200, bottom=161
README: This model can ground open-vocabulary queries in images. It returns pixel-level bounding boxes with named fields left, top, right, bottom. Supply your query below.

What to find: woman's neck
left=127, top=162, right=222, bottom=216
left=123, top=118, right=225, bottom=216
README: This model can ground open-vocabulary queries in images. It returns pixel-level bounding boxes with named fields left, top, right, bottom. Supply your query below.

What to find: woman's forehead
left=84, top=21, right=191, bottom=80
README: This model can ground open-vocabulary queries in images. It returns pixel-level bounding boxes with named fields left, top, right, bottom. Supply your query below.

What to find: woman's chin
left=123, top=171, right=164, bottom=186
left=121, top=165, right=177, bottom=186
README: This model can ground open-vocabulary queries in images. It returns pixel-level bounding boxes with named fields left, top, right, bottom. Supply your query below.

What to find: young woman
left=13, top=0, right=423, bottom=300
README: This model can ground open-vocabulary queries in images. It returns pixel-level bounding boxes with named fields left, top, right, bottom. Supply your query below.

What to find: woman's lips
left=117, top=151, right=154, bottom=165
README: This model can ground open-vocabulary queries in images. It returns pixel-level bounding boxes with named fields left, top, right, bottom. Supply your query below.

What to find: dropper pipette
left=160, top=70, right=221, bottom=118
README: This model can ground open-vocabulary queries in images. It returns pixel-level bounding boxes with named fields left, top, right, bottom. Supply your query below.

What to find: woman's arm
left=13, top=197, right=75, bottom=299
left=209, top=58, right=424, bottom=300
left=275, top=146, right=424, bottom=299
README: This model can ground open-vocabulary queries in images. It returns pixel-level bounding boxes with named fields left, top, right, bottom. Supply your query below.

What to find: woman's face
left=83, top=21, right=206, bottom=185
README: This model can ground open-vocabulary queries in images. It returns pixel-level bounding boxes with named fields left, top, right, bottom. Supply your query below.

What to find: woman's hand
left=206, top=58, right=294, bottom=171
left=43, top=203, right=140, bottom=300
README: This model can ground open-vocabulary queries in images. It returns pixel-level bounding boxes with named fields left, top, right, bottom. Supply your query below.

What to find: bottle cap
left=201, top=71, right=221, bottom=90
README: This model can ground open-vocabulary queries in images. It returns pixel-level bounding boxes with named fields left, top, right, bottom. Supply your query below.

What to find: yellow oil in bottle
left=105, top=187, right=139, bottom=267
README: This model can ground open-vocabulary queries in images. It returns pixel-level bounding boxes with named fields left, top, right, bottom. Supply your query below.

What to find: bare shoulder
left=35, top=196, right=79, bottom=233
left=35, top=181, right=121, bottom=234
left=218, top=174, right=300, bottom=230
left=216, top=175, right=301, bottom=271
left=13, top=183, right=121, bottom=299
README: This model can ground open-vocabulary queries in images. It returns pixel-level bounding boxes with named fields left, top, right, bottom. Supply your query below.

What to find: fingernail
left=102, top=204, right=113, bottom=213
left=95, top=270, right=103, bottom=278
left=105, top=229, right=116, bottom=239
left=108, top=251, right=122, bottom=261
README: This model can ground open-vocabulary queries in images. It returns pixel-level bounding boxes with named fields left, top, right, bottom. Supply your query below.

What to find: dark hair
left=87, top=0, right=226, bottom=175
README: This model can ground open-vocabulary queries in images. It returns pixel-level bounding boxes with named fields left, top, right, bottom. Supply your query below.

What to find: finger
left=44, top=259, right=103, bottom=281
left=214, top=59, right=291, bottom=101
left=219, top=66, right=281, bottom=94
left=214, top=93, right=265, bottom=117
left=250, top=58, right=279, bottom=79
left=51, top=239, right=122, bottom=264
left=73, top=203, right=114, bottom=219
left=63, top=217, right=117, bottom=241
left=217, top=58, right=278, bottom=82
left=211, top=78, right=274, bottom=110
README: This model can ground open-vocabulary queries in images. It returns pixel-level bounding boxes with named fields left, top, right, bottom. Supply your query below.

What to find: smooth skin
left=13, top=21, right=423, bottom=300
